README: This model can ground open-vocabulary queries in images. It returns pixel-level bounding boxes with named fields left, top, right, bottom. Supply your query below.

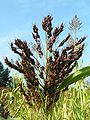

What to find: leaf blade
left=58, top=66, right=90, bottom=90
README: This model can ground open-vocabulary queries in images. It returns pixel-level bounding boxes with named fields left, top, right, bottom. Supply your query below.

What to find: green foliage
left=0, top=62, right=12, bottom=88
left=0, top=89, right=10, bottom=119
left=1, top=80, right=90, bottom=120
left=58, top=66, right=90, bottom=90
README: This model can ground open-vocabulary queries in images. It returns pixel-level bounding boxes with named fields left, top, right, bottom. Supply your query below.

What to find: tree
left=0, top=61, right=12, bottom=88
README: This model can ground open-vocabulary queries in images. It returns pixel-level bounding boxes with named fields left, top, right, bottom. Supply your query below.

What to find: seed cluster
left=5, top=15, right=86, bottom=109
left=32, top=24, right=43, bottom=58
left=42, top=15, right=53, bottom=38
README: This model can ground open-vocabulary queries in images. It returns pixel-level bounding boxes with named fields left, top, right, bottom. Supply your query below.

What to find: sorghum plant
left=69, top=15, right=82, bottom=31
left=68, top=15, right=82, bottom=46
left=5, top=15, right=87, bottom=109
left=0, top=89, right=9, bottom=119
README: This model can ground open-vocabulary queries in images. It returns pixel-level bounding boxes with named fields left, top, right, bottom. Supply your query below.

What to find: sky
left=0, top=0, right=90, bottom=67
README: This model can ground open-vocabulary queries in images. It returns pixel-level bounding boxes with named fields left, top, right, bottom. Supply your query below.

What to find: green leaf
left=58, top=66, right=90, bottom=90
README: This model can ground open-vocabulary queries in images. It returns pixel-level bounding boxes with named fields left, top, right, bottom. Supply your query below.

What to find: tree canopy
left=0, top=62, right=12, bottom=88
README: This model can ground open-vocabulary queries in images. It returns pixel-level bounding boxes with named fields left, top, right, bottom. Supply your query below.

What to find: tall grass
left=0, top=76, right=90, bottom=120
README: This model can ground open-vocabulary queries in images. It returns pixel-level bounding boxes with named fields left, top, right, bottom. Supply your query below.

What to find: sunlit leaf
left=58, top=66, right=90, bottom=90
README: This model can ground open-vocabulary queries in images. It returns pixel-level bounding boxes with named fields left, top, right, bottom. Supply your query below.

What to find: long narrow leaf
left=58, top=66, right=90, bottom=90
